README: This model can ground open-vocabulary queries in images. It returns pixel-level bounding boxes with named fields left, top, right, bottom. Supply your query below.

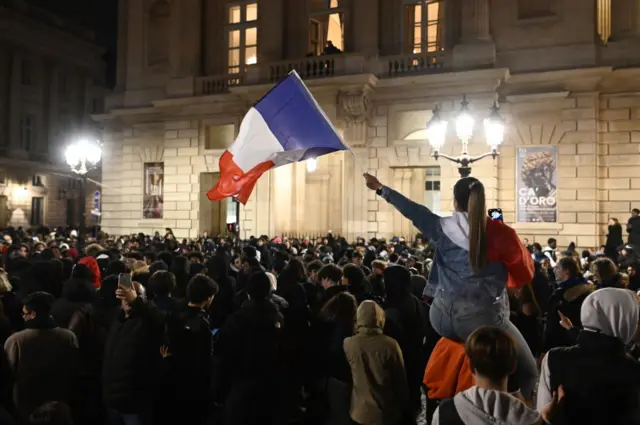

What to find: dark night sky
left=24, top=0, right=118, bottom=87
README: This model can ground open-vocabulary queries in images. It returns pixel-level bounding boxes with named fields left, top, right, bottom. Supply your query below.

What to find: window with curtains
left=403, top=0, right=444, bottom=54
left=227, top=2, right=258, bottom=75
left=308, top=0, right=344, bottom=55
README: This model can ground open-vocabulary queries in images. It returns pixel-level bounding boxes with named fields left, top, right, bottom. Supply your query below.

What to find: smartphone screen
left=488, top=208, right=503, bottom=222
left=118, top=273, right=133, bottom=289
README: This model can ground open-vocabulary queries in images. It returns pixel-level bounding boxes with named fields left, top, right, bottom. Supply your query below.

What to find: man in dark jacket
left=4, top=292, right=78, bottom=421
left=316, top=264, right=346, bottom=314
left=162, top=275, right=218, bottom=425
left=383, top=266, right=428, bottom=425
left=215, top=272, right=285, bottom=425
left=628, top=208, right=640, bottom=246
left=103, top=282, right=164, bottom=425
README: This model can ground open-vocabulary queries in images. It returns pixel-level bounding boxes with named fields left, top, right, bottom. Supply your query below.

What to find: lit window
left=227, top=3, right=258, bottom=74
left=424, top=166, right=441, bottom=215
left=308, top=12, right=344, bottom=55
left=229, top=6, right=241, bottom=23
left=404, top=1, right=444, bottom=54
left=246, top=3, right=258, bottom=21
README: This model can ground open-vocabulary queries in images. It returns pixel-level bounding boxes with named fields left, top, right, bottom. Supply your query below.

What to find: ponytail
left=468, top=181, right=487, bottom=274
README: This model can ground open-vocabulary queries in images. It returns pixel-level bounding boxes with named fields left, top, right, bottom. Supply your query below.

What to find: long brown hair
left=454, top=177, right=487, bottom=274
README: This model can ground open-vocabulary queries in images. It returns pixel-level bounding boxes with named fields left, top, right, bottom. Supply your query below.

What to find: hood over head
left=580, top=287, right=639, bottom=344
left=453, top=387, right=540, bottom=425
left=356, top=300, right=385, bottom=333
left=78, top=256, right=101, bottom=288
left=441, top=212, right=470, bottom=250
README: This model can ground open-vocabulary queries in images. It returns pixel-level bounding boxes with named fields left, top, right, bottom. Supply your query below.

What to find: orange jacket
left=423, top=337, right=474, bottom=400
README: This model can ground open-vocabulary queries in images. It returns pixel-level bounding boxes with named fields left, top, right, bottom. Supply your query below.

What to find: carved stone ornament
left=339, top=90, right=372, bottom=146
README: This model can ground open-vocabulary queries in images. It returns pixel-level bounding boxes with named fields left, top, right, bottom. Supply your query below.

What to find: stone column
left=453, top=0, right=495, bottom=69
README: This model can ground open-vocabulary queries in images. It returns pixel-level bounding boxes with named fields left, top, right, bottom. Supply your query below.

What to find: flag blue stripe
left=254, top=73, right=347, bottom=154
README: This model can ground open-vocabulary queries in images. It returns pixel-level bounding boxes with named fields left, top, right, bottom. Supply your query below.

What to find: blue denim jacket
left=380, top=187, right=508, bottom=304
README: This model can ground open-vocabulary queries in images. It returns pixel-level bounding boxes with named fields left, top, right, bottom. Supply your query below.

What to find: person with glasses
left=4, top=292, right=78, bottom=422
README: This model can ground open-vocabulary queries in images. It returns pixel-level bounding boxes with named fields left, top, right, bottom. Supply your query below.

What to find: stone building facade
left=98, top=0, right=640, bottom=248
left=0, top=0, right=106, bottom=229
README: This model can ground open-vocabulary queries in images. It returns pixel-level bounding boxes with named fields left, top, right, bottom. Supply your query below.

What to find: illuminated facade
left=98, top=0, right=640, bottom=248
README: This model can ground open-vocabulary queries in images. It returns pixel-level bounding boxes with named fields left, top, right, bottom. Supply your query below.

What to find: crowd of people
left=0, top=175, right=638, bottom=425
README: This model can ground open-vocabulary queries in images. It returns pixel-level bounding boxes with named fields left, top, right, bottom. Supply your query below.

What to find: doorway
left=199, top=173, right=234, bottom=236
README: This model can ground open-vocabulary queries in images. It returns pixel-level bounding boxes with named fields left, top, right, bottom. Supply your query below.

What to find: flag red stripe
left=207, top=150, right=275, bottom=205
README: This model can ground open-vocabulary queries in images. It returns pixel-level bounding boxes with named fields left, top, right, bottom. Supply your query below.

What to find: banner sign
left=516, top=146, right=557, bottom=223
left=143, top=163, right=164, bottom=219
left=91, top=190, right=101, bottom=218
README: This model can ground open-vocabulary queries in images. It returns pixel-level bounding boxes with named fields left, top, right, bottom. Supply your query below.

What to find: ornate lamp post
left=64, top=139, right=102, bottom=248
left=427, top=96, right=505, bottom=177
left=306, top=158, right=317, bottom=173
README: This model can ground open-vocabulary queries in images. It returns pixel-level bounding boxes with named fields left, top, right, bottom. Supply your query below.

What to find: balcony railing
left=196, top=74, right=241, bottom=96
left=266, top=54, right=367, bottom=83
left=194, top=52, right=447, bottom=95
left=383, top=51, right=446, bottom=77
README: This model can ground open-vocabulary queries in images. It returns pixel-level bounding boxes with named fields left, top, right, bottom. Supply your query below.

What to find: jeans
left=107, top=410, right=142, bottom=425
left=429, top=292, right=538, bottom=400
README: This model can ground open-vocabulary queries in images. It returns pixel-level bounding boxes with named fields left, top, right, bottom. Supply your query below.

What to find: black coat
left=102, top=299, right=164, bottom=414
left=384, top=293, right=428, bottom=417
left=628, top=216, right=640, bottom=246
left=543, top=278, right=594, bottom=352
left=546, top=331, right=640, bottom=425
left=51, top=278, right=96, bottom=329
left=606, top=223, right=624, bottom=260
left=215, top=299, right=284, bottom=425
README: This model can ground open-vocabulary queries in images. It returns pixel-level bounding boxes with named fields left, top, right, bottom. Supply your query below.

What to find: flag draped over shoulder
left=207, top=70, right=348, bottom=204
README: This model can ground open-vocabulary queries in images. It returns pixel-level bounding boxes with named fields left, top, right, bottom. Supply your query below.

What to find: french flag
left=207, top=71, right=349, bottom=204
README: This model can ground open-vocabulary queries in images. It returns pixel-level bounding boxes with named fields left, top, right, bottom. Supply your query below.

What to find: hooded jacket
left=79, top=257, right=101, bottom=289
left=432, top=387, right=541, bottom=425
left=538, top=288, right=640, bottom=425
left=379, top=187, right=533, bottom=304
left=343, top=301, right=408, bottom=425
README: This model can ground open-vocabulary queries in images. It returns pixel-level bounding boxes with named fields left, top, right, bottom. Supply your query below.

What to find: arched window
left=403, top=128, right=428, bottom=141
left=147, top=0, right=171, bottom=67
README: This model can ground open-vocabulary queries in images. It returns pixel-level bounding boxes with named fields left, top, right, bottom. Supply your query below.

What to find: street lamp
left=64, top=139, right=102, bottom=249
left=306, top=158, right=317, bottom=173
left=428, top=96, right=504, bottom=177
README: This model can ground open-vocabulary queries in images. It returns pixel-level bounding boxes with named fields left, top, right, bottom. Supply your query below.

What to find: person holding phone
left=363, top=173, right=537, bottom=402
left=103, top=277, right=164, bottom=425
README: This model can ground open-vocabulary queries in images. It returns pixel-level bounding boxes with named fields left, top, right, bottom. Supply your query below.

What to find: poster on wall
left=143, top=163, right=164, bottom=219
left=516, top=146, right=557, bottom=223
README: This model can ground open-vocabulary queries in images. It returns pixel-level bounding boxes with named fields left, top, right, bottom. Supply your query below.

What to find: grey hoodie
left=433, top=387, right=541, bottom=425
left=537, top=287, right=640, bottom=410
